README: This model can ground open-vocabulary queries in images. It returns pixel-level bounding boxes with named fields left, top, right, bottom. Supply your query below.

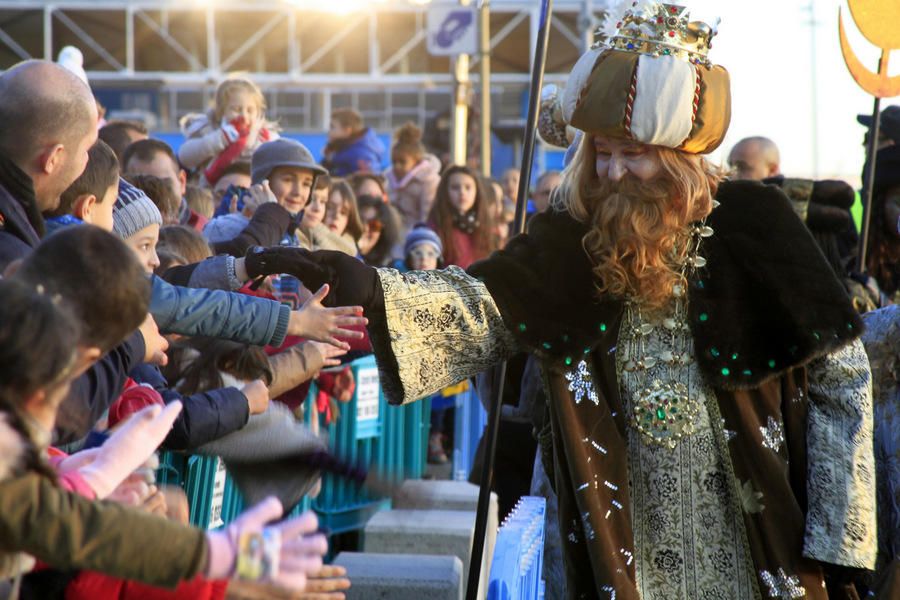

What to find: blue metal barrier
left=452, top=386, right=487, bottom=481
left=156, top=354, right=428, bottom=532
left=488, top=496, right=546, bottom=600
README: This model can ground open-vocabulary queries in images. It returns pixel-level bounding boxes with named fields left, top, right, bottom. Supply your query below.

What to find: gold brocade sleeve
left=803, top=338, right=877, bottom=569
left=374, top=266, right=519, bottom=404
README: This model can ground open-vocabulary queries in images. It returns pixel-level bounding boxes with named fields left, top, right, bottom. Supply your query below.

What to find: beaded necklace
left=620, top=219, right=713, bottom=449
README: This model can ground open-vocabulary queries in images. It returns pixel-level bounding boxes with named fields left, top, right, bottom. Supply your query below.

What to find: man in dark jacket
left=0, top=60, right=98, bottom=269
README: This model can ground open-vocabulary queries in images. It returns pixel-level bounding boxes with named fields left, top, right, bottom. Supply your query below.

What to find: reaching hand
left=258, top=249, right=382, bottom=311
left=244, top=246, right=332, bottom=281
left=308, top=341, right=347, bottom=369
left=221, top=120, right=241, bottom=144
left=78, top=402, right=183, bottom=499
left=205, top=497, right=328, bottom=591
left=288, top=285, right=366, bottom=348
left=241, top=379, right=270, bottom=415
left=243, top=180, right=277, bottom=217
left=138, top=314, right=169, bottom=366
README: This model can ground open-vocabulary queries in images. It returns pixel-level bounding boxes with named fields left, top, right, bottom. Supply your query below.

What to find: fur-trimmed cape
left=469, top=178, right=862, bottom=390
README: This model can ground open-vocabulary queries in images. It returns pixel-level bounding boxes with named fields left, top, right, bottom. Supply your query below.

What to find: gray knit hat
left=114, top=178, right=163, bottom=239
left=251, top=138, right=327, bottom=185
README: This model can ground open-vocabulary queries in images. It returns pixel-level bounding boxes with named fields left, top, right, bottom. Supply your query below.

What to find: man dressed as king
left=290, top=3, right=877, bottom=598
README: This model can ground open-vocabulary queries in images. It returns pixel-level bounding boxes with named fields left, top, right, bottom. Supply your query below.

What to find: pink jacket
left=385, top=154, right=441, bottom=233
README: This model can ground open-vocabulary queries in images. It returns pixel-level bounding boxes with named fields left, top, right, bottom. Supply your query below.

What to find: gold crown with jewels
left=602, top=2, right=718, bottom=68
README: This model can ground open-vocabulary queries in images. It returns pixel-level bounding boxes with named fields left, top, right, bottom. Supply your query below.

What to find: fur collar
left=469, top=179, right=862, bottom=390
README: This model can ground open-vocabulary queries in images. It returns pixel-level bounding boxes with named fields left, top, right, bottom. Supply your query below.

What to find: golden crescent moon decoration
left=847, top=0, right=900, bottom=49
left=839, top=3, right=900, bottom=98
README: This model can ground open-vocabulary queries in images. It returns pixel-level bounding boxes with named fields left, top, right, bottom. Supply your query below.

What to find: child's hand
left=288, top=285, right=367, bottom=348
left=205, top=498, right=328, bottom=590
left=242, top=179, right=277, bottom=217
left=220, top=118, right=241, bottom=144
left=138, top=314, right=170, bottom=366
left=78, top=402, right=183, bottom=499
left=241, top=379, right=270, bottom=415
left=308, top=341, right=347, bottom=369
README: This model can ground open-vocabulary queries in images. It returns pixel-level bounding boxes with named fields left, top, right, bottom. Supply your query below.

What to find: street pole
left=452, top=0, right=472, bottom=166
left=858, top=62, right=883, bottom=272
left=479, top=0, right=491, bottom=177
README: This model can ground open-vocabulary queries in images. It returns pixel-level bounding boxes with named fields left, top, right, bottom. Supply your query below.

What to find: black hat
left=857, top=105, right=900, bottom=145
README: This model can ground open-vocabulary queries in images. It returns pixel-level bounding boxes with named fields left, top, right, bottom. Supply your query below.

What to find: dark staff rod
left=857, top=65, right=883, bottom=273
left=466, top=0, right=554, bottom=598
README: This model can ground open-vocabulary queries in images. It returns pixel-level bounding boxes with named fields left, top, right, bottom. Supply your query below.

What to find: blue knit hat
left=404, top=225, right=442, bottom=258
left=113, top=178, right=163, bottom=239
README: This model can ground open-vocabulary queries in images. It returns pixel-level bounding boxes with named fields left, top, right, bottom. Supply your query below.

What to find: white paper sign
left=209, top=457, right=227, bottom=529
left=356, top=367, right=380, bottom=423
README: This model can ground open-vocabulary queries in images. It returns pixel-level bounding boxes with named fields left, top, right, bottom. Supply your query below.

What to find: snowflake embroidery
left=759, top=416, right=784, bottom=452
left=759, top=568, right=806, bottom=599
left=720, top=418, right=737, bottom=442
left=565, top=360, right=599, bottom=405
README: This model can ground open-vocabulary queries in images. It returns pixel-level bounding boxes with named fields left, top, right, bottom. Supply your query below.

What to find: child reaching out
left=428, top=165, right=497, bottom=269
left=0, top=279, right=328, bottom=595
left=178, top=78, right=279, bottom=187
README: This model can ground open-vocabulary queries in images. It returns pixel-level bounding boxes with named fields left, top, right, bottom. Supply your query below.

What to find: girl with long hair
left=428, top=165, right=497, bottom=269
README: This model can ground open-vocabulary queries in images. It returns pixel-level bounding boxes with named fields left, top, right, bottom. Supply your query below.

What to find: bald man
left=727, top=136, right=780, bottom=181
left=0, top=60, right=98, bottom=269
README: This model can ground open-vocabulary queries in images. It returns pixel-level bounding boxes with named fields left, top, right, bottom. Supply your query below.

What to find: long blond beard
left=582, top=175, right=709, bottom=310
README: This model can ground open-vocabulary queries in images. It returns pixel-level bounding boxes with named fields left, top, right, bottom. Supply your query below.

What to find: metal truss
left=0, top=1, right=608, bottom=130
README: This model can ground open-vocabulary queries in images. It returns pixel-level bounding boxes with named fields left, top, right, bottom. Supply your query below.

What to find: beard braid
left=582, top=175, right=710, bottom=311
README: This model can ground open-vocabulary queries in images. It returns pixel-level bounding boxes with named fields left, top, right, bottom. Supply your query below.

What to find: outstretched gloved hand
left=77, top=402, right=183, bottom=499
left=267, top=248, right=383, bottom=312
left=205, top=497, right=328, bottom=591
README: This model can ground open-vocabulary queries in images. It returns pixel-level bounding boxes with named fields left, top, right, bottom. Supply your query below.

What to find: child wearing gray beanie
left=113, top=177, right=163, bottom=240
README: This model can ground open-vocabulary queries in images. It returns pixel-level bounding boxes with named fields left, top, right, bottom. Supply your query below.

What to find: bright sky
left=686, top=0, right=899, bottom=183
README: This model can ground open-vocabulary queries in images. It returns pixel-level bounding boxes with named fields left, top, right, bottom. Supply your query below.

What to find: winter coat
left=297, top=223, right=357, bottom=256
left=385, top=154, right=441, bottom=233
left=322, top=128, right=385, bottom=177
left=0, top=154, right=41, bottom=271
left=150, top=276, right=291, bottom=348
left=0, top=418, right=208, bottom=589
left=178, top=111, right=279, bottom=179
left=55, top=332, right=146, bottom=445
left=129, top=363, right=249, bottom=451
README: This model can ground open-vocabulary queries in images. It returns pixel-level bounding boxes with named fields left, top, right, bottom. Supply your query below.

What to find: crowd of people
left=1, top=1, right=900, bottom=597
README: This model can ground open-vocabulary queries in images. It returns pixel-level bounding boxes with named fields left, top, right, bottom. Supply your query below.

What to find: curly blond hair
left=553, top=135, right=723, bottom=310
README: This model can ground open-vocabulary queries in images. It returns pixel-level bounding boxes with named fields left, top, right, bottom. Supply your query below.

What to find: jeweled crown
left=599, top=2, right=718, bottom=68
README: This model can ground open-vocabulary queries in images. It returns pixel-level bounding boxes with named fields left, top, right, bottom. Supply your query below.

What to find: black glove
left=248, top=247, right=382, bottom=311
left=244, top=246, right=321, bottom=279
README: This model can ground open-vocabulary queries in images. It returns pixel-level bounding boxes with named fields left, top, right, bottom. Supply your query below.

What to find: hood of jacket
left=386, top=153, right=442, bottom=190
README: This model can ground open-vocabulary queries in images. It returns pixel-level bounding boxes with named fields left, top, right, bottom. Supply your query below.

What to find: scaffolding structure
left=0, top=0, right=605, bottom=131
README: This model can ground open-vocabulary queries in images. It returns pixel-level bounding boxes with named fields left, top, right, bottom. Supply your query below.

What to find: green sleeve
left=0, top=473, right=208, bottom=588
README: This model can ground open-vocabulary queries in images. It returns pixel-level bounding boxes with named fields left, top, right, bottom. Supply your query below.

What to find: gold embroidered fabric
left=617, top=312, right=760, bottom=600
left=803, top=338, right=877, bottom=569
left=376, top=267, right=518, bottom=404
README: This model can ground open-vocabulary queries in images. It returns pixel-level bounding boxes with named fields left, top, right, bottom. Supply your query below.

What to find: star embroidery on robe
left=759, top=415, right=785, bottom=452
left=565, top=360, right=598, bottom=405
left=760, top=568, right=806, bottom=599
